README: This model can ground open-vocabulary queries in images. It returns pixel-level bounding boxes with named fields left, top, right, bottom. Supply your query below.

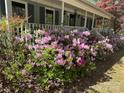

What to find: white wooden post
left=25, top=2, right=28, bottom=23
left=5, top=0, right=10, bottom=31
left=61, top=0, right=64, bottom=26
left=92, top=14, right=95, bottom=29
left=84, top=11, right=87, bottom=28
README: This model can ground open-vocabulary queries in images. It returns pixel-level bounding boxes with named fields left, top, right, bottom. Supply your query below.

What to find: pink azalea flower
left=21, top=69, right=27, bottom=75
left=30, top=62, right=35, bottom=67
left=25, top=45, right=33, bottom=50
left=15, top=36, right=24, bottom=43
left=56, top=59, right=65, bottom=66
left=41, top=36, right=51, bottom=44
left=56, top=53, right=63, bottom=59
left=35, top=29, right=45, bottom=35
left=65, top=35, right=69, bottom=39
left=90, top=48, right=97, bottom=56
left=77, top=38, right=80, bottom=45
left=24, top=33, right=32, bottom=41
left=73, top=38, right=80, bottom=46
left=56, top=49, right=64, bottom=53
left=83, top=45, right=90, bottom=50
left=73, top=38, right=77, bottom=46
left=35, top=38, right=42, bottom=44
left=82, top=31, right=90, bottom=36
left=120, top=37, right=124, bottom=40
left=36, top=53, right=42, bottom=58
left=51, top=41, right=58, bottom=48
left=33, top=45, right=43, bottom=50
left=105, top=43, right=113, bottom=52
left=79, top=43, right=85, bottom=49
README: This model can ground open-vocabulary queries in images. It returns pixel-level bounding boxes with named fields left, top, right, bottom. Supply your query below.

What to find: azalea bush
left=0, top=18, right=118, bottom=92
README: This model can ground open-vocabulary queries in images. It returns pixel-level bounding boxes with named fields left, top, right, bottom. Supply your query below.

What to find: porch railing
left=14, top=23, right=88, bottom=44
left=25, top=23, right=88, bottom=32
left=14, top=23, right=88, bottom=36
left=14, top=23, right=114, bottom=44
left=15, top=23, right=114, bottom=36
left=92, top=27, right=114, bottom=36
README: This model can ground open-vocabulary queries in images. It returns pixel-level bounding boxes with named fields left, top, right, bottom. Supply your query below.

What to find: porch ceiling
left=28, top=0, right=113, bottom=19
left=63, top=0, right=113, bottom=19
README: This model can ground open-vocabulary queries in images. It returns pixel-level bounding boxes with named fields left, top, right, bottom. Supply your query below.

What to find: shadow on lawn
left=62, top=49, right=124, bottom=93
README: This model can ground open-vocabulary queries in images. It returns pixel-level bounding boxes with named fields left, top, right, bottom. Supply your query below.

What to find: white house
left=0, top=0, right=113, bottom=30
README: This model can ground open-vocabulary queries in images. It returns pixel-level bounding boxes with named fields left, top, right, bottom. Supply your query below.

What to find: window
left=64, top=11, right=70, bottom=25
left=86, top=17, right=92, bottom=30
left=45, top=9, right=54, bottom=24
left=80, top=16, right=85, bottom=26
left=76, top=15, right=81, bottom=26
left=12, top=1, right=25, bottom=17
left=28, top=4, right=34, bottom=23
left=69, top=14, right=75, bottom=26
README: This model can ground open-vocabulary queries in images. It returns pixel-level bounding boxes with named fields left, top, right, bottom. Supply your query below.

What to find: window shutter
left=55, top=10, right=59, bottom=25
left=39, top=6, right=45, bottom=24
left=28, top=3, right=34, bottom=23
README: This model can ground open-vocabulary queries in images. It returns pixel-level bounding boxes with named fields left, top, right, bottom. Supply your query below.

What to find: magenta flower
left=77, top=57, right=85, bottom=66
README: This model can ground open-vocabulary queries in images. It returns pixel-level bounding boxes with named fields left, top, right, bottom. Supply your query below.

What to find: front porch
left=0, top=0, right=113, bottom=30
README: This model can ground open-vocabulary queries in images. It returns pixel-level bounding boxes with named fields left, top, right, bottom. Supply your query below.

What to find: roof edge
left=80, top=0, right=114, bottom=18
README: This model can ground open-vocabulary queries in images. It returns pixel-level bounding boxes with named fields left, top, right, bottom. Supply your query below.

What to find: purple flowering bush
left=0, top=21, right=116, bottom=92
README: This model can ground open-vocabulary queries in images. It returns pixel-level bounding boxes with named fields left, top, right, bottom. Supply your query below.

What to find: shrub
left=0, top=18, right=119, bottom=92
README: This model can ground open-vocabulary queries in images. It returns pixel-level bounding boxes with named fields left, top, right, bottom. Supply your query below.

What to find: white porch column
left=61, top=0, right=64, bottom=26
left=25, top=2, right=28, bottom=23
left=84, top=11, right=87, bottom=28
left=5, top=0, right=11, bottom=31
left=92, top=14, right=95, bottom=29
